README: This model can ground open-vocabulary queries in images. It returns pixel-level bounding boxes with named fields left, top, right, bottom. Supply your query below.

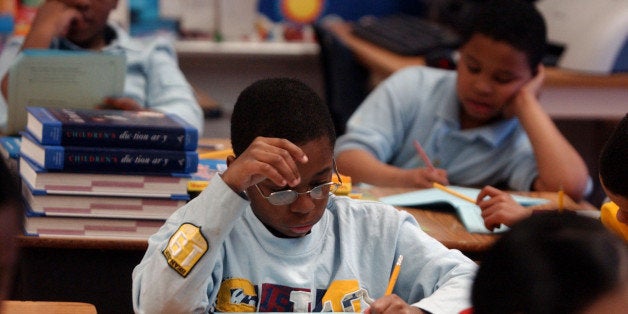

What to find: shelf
left=174, top=40, right=320, bottom=56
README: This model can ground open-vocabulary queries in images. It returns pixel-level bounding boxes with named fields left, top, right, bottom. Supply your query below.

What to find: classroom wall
left=178, top=51, right=324, bottom=113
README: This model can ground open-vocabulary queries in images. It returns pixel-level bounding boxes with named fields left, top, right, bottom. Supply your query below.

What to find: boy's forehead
left=463, top=34, right=532, bottom=74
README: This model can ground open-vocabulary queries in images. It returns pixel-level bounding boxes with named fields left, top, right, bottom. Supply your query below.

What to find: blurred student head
left=472, top=211, right=628, bottom=314
left=599, top=113, right=628, bottom=223
left=41, top=0, right=119, bottom=48
left=455, top=0, right=546, bottom=127
left=458, top=0, right=546, bottom=75
left=0, top=160, right=23, bottom=301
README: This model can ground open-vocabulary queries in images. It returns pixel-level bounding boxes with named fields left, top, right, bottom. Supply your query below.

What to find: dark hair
left=459, top=0, right=547, bottom=74
left=230, top=78, right=336, bottom=156
left=472, top=211, right=628, bottom=314
left=599, top=114, right=628, bottom=197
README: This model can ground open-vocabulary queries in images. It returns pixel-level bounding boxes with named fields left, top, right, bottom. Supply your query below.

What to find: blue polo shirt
left=335, top=66, right=537, bottom=191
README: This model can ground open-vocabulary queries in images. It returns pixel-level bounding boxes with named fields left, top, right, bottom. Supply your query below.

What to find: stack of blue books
left=18, top=106, right=199, bottom=239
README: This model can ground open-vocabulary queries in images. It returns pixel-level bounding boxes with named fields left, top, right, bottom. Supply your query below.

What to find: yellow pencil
left=385, top=255, right=403, bottom=296
left=433, top=183, right=476, bottom=204
left=558, top=186, right=564, bottom=212
left=413, top=140, right=434, bottom=170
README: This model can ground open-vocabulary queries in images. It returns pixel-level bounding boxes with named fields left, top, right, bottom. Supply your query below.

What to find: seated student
left=0, top=160, right=23, bottom=301
left=132, top=78, right=477, bottom=313
left=334, top=0, right=589, bottom=201
left=476, top=113, right=628, bottom=235
left=599, top=113, right=628, bottom=241
left=0, top=0, right=204, bottom=133
left=472, top=211, right=628, bottom=314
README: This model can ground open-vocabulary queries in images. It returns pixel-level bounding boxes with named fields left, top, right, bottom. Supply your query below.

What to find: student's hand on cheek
left=221, top=137, right=307, bottom=194
left=522, top=64, right=545, bottom=98
left=505, top=64, right=545, bottom=118
left=30, top=0, right=80, bottom=38
left=365, top=295, right=425, bottom=314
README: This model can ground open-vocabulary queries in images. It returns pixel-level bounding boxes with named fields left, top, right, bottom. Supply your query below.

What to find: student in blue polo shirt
left=334, top=0, right=589, bottom=202
left=0, top=0, right=203, bottom=133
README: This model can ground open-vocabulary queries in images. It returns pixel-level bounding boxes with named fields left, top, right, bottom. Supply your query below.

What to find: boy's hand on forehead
left=221, top=137, right=308, bottom=194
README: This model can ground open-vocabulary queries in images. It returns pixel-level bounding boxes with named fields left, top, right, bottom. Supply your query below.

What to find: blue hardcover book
left=20, top=132, right=199, bottom=174
left=0, top=135, right=21, bottom=159
left=25, top=106, right=198, bottom=151
left=0, top=135, right=21, bottom=173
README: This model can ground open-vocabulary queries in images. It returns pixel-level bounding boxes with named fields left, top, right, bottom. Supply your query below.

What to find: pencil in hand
left=385, top=255, right=404, bottom=296
left=413, top=140, right=434, bottom=170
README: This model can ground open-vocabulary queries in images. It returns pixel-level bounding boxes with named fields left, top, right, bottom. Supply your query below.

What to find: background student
left=132, top=78, right=477, bottom=313
left=476, top=113, right=628, bottom=236
left=472, top=211, right=628, bottom=314
left=0, top=0, right=204, bottom=133
left=334, top=0, right=589, bottom=201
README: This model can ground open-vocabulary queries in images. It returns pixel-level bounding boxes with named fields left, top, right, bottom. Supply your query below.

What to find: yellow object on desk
left=333, top=173, right=352, bottom=195
left=199, top=149, right=234, bottom=160
left=600, top=201, right=628, bottom=242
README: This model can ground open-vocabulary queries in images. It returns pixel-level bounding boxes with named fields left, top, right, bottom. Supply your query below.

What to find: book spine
left=30, top=107, right=199, bottom=150
left=42, top=147, right=199, bottom=174
left=35, top=146, right=198, bottom=173
left=52, top=125, right=198, bottom=151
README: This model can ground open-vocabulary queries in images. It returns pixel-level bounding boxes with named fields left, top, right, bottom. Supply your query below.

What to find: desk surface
left=364, top=186, right=595, bottom=253
left=17, top=189, right=594, bottom=254
left=327, top=22, right=628, bottom=88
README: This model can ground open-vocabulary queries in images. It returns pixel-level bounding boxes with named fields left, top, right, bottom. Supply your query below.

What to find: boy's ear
left=226, top=155, right=236, bottom=167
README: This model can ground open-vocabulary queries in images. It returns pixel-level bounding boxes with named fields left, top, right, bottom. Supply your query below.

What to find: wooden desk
left=2, top=300, right=96, bottom=314
left=326, top=21, right=628, bottom=120
left=364, top=186, right=595, bottom=256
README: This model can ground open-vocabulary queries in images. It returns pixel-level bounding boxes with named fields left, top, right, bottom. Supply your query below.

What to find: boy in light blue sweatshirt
left=132, top=78, right=477, bottom=313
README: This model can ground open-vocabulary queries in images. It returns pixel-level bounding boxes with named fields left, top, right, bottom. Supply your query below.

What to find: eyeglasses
left=254, top=160, right=343, bottom=206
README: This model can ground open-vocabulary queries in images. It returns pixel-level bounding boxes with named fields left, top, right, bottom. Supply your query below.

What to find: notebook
left=4, top=49, right=125, bottom=135
left=379, top=186, right=550, bottom=234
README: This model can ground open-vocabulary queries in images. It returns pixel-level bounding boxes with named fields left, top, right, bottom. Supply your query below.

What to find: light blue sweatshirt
left=132, top=175, right=477, bottom=313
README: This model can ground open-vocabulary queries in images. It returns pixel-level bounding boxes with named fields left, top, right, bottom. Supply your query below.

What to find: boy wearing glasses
left=132, top=78, right=477, bottom=313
